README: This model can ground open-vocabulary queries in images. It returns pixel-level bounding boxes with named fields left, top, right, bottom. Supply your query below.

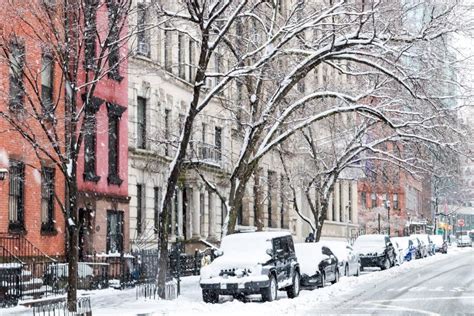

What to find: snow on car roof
left=356, top=234, right=387, bottom=242
left=222, top=231, right=291, bottom=242
left=320, top=241, right=349, bottom=261
left=294, top=242, right=325, bottom=275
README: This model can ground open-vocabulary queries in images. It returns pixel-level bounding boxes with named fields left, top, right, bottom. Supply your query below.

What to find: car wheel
left=262, top=274, right=278, bottom=302
left=287, top=271, right=300, bottom=299
left=381, top=257, right=390, bottom=270
left=331, top=269, right=339, bottom=284
left=345, top=265, right=349, bottom=277
left=202, top=289, right=219, bottom=304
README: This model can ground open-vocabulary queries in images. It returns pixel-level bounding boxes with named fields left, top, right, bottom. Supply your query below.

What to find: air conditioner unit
left=137, top=42, right=150, bottom=56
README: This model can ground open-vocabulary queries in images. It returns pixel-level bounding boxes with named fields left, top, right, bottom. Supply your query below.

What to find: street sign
left=458, top=219, right=465, bottom=227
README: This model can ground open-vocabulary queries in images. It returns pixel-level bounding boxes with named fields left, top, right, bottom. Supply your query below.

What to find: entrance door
left=79, top=209, right=93, bottom=260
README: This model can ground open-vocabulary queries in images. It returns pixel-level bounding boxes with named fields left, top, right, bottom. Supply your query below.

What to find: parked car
left=431, top=235, right=448, bottom=254
left=391, top=236, right=416, bottom=262
left=391, top=239, right=405, bottom=265
left=294, top=242, right=339, bottom=288
left=199, top=232, right=300, bottom=303
left=409, top=236, right=427, bottom=258
left=457, top=235, right=473, bottom=247
left=322, top=241, right=360, bottom=277
left=353, top=234, right=396, bottom=270
left=412, top=234, right=434, bottom=256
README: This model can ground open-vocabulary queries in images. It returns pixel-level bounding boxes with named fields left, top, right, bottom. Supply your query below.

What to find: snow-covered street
left=4, top=247, right=472, bottom=316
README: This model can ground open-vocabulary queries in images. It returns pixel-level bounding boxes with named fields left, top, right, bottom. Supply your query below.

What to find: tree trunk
left=253, top=168, right=264, bottom=231
left=315, top=200, right=328, bottom=242
left=66, top=181, right=78, bottom=312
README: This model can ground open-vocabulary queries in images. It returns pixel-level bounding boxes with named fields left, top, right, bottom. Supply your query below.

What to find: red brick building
left=75, top=2, right=130, bottom=259
left=0, top=1, right=130, bottom=262
left=0, top=2, right=66, bottom=258
left=357, top=144, right=426, bottom=237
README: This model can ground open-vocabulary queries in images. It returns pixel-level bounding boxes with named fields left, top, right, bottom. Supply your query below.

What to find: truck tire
left=261, top=275, right=278, bottom=302
left=286, top=271, right=300, bottom=298
left=202, top=289, right=219, bottom=303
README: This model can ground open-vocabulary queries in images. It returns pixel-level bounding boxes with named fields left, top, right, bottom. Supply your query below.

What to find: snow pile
left=6, top=247, right=472, bottom=316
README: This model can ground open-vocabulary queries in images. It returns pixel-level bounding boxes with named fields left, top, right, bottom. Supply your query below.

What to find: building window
left=214, top=127, right=222, bottom=161
left=107, top=103, right=125, bottom=185
left=137, top=97, right=147, bottom=149
left=393, top=193, right=399, bottom=209
left=41, top=167, right=56, bottom=233
left=371, top=192, right=377, bottom=208
left=188, top=39, right=196, bottom=82
left=8, top=160, right=25, bottom=232
left=339, top=182, right=343, bottom=222
left=84, top=111, right=98, bottom=181
left=214, top=51, right=223, bottom=86
left=221, top=200, right=226, bottom=227
left=361, top=191, right=367, bottom=209
left=137, top=2, right=150, bottom=57
left=164, top=28, right=172, bottom=72
left=106, top=210, right=123, bottom=253
left=154, top=187, right=161, bottom=234
left=237, top=204, right=243, bottom=225
left=136, top=184, right=145, bottom=235
left=178, top=33, right=185, bottom=79
left=9, top=40, right=25, bottom=110
left=107, top=0, right=122, bottom=80
left=348, top=182, right=352, bottom=222
left=297, top=80, right=305, bottom=93
left=84, top=1, right=97, bottom=69
left=164, top=109, right=170, bottom=156
left=280, top=174, right=285, bottom=228
left=200, top=192, right=205, bottom=234
left=41, top=54, right=54, bottom=115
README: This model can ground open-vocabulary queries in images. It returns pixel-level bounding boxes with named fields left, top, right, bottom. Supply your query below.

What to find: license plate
left=238, top=283, right=245, bottom=289
left=220, top=284, right=227, bottom=290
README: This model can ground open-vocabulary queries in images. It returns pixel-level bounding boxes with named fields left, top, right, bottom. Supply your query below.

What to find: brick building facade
left=0, top=1, right=66, bottom=257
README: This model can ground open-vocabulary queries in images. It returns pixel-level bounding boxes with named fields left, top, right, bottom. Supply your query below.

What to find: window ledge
left=108, top=71, right=124, bottom=83
left=84, top=173, right=101, bottom=183
left=107, top=174, right=123, bottom=186
left=41, top=223, right=58, bottom=236
left=8, top=222, right=26, bottom=235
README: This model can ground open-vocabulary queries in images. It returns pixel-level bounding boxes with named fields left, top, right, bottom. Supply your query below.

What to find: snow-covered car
left=321, top=241, right=360, bottom=277
left=409, top=236, right=427, bottom=258
left=294, top=242, right=339, bottom=288
left=391, top=236, right=416, bottom=262
left=457, top=235, right=472, bottom=247
left=199, top=232, right=300, bottom=303
left=353, top=234, right=396, bottom=270
left=391, top=239, right=405, bottom=265
left=411, top=234, right=434, bottom=256
left=430, top=235, right=448, bottom=253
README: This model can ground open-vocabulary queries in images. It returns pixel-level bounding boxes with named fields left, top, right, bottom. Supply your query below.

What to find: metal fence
left=32, top=296, right=92, bottom=316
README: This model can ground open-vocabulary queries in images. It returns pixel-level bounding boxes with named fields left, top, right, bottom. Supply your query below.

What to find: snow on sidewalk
left=2, top=247, right=472, bottom=316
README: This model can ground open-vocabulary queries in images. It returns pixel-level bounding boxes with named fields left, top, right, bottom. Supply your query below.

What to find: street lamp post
left=386, top=200, right=391, bottom=236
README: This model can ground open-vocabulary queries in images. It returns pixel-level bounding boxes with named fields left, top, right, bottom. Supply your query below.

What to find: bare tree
left=0, top=1, right=132, bottom=311
left=146, top=0, right=472, bottom=296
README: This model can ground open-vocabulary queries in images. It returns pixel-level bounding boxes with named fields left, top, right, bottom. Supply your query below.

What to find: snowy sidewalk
left=3, top=247, right=472, bottom=316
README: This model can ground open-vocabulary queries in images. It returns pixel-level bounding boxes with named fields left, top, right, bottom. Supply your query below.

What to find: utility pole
left=386, top=200, right=391, bottom=236
left=378, top=213, right=381, bottom=234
